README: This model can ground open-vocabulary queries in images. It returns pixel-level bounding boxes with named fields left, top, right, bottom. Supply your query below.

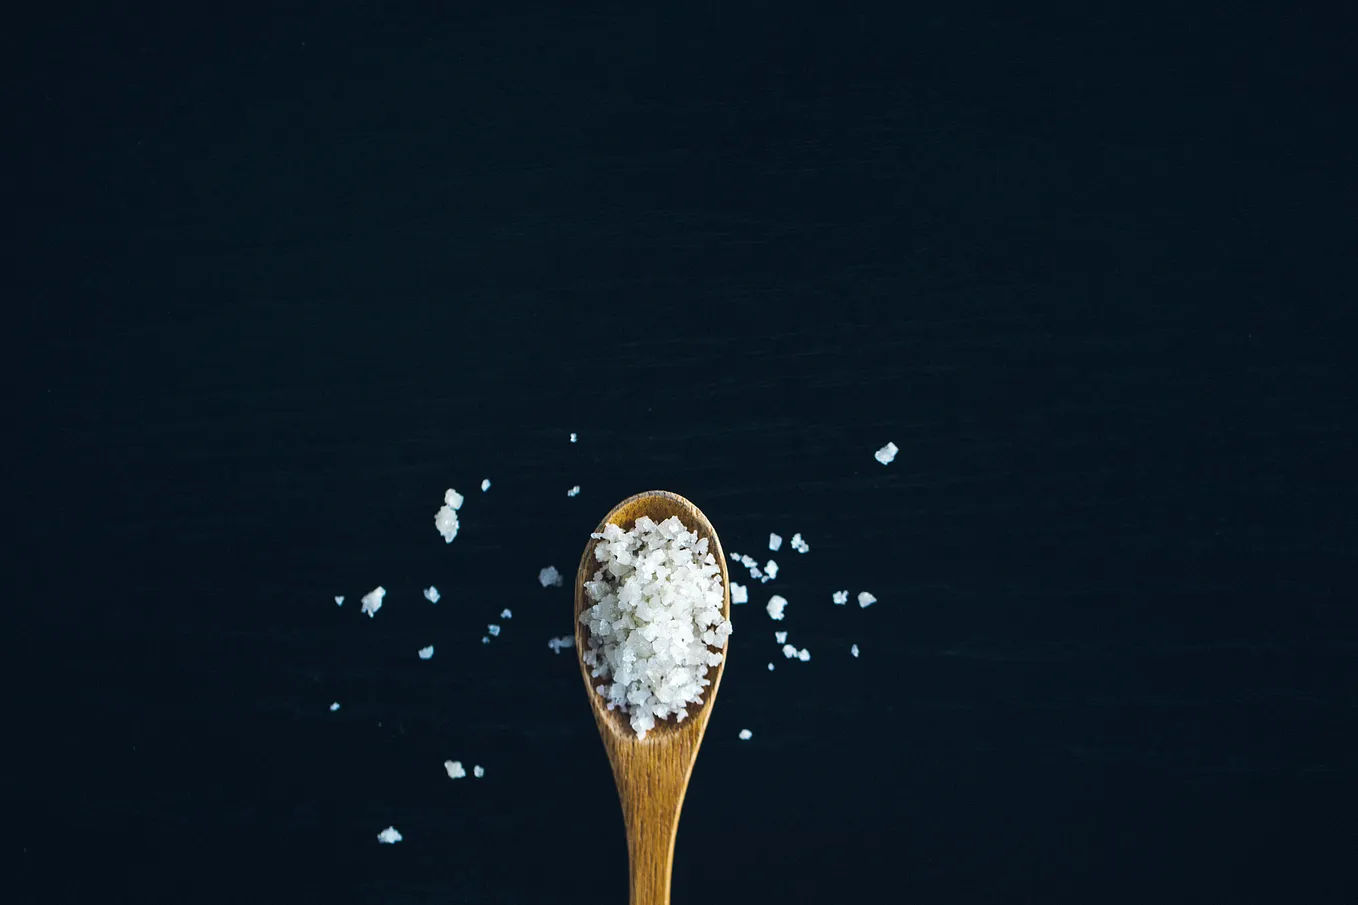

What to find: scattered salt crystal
left=480, top=478, right=491, bottom=491
left=768, top=533, right=783, bottom=552
left=775, top=631, right=787, bottom=644
left=418, top=645, right=434, bottom=660
left=334, top=595, right=344, bottom=606
left=434, top=488, right=464, bottom=543
left=376, top=826, right=403, bottom=844
left=580, top=515, right=732, bottom=739
left=444, top=760, right=466, bottom=779
left=569, top=432, right=577, bottom=443
left=858, top=591, right=877, bottom=608
left=567, top=485, right=581, bottom=497
left=851, top=643, right=860, bottom=658
left=424, top=586, right=440, bottom=603
left=329, top=702, right=340, bottom=712
left=874, top=441, right=899, bottom=465
left=739, top=554, right=757, bottom=569
left=360, top=586, right=386, bottom=618
left=548, top=635, right=574, bottom=654
left=766, top=595, right=787, bottom=621
left=487, top=624, right=501, bottom=637
left=832, top=590, right=849, bottom=605
left=730, top=583, right=748, bottom=604
left=473, top=765, right=485, bottom=778
left=481, top=636, right=489, bottom=644
left=790, top=533, right=809, bottom=553
left=738, top=729, right=753, bottom=740
left=768, top=662, right=775, bottom=671
left=798, top=648, right=811, bottom=662
left=764, top=560, right=779, bottom=580
left=500, top=608, right=513, bottom=619
left=781, top=643, right=798, bottom=659
left=539, top=566, right=563, bottom=588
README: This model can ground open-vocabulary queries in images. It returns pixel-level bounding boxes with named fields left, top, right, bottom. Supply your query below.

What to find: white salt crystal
left=739, top=554, right=757, bottom=569
left=487, top=624, right=501, bottom=637
left=738, top=729, right=753, bottom=740
left=376, top=826, right=403, bottom=844
left=858, top=591, right=877, bottom=608
left=548, top=635, right=574, bottom=654
left=580, top=514, right=732, bottom=739
left=798, top=648, right=811, bottom=662
left=423, top=586, right=440, bottom=603
left=851, top=643, right=860, bottom=657
left=360, top=586, right=386, bottom=618
left=434, top=488, right=463, bottom=543
left=768, top=662, right=775, bottom=671
left=729, top=551, right=740, bottom=561
left=768, top=533, right=783, bottom=551
left=473, top=765, right=484, bottom=778
left=329, top=702, right=340, bottom=712
left=832, top=590, right=849, bottom=605
left=781, top=643, right=798, bottom=659
left=766, top=595, right=787, bottom=621
left=874, top=441, right=899, bottom=465
left=566, top=485, right=580, bottom=497
left=481, top=636, right=489, bottom=644
left=444, top=760, right=466, bottom=779
left=334, top=595, right=344, bottom=606
left=500, top=608, right=513, bottom=619
left=730, top=583, right=748, bottom=604
left=539, top=565, right=563, bottom=588
left=418, top=645, right=434, bottom=660
left=764, top=560, right=779, bottom=580
left=775, top=631, right=787, bottom=644
left=480, top=478, right=491, bottom=491
left=790, top=532, right=809, bottom=553
left=569, top=432, right=577, bottom=443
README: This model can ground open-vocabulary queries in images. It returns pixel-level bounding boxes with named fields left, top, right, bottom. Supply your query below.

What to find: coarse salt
left=418, top=645, right=434, bottom=660
left=768, top=662, right=775, bottom=671
left=434, top=488, right=464, bottom=543
left=738, top=729, right=753, bottom=740
left=851, top=643, right=860, bottom=657
left=832, top=590, right=849, bottom=605
left=424, top=586, right=440, bottom=603
left=874, top=442, right=899, bottom=465
left=548, top=635, right=574, bottom=654
left=775, top=631, right=787, bottom=644
left=730, top=583, right=748, bottom=604
left=445, top=760, right=466, bottom=779
left=329, top=702, right=340, bottom=712
left=567, top=485, right=580, bottom=497
left=781, top=643, right=798, bottom=659
left=580, top=515, right=732, bottom=739
left=569, top=432, right=577, bottom=443
left=858, top=591, right=877, bottom=608
left=768, top=533, right=783, bottom=552
left=481, top=478, right=491, bottom=491
left=376, top=827, right=403, bottom=844
left=500, top=608, right=513, bottom=619
left=798, top=648, right=811, bottom=662
left=488, top=624, right=501, bottom=637
left=361, top=586, right=386, bottom=618
left=539, top=566, right=563, bottom=588
left=766, top=595, right=787, bottom=621
left=790, top=532, right=809, bottom=553
left=473, top=765, right=484, bottom=778
left=334, top=595, right=344, bottom=606
left=764, top=560, right=779, bottom=580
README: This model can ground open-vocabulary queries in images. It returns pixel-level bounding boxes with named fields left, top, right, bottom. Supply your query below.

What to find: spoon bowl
left=573, top=490, right=731, bottom=905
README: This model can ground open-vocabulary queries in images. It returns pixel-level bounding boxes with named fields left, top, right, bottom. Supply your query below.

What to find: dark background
left=10, top=2, right=1357, bottom=903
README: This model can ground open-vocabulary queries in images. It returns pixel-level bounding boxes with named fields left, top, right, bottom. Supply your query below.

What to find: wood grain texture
left=574, top=491, right=731, bottom=905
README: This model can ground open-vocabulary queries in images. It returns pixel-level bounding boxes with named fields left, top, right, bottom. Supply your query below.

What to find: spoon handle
left=614, top=745, right=698, bottom=905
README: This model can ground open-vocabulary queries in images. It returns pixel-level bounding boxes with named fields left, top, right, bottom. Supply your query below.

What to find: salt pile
left=790, top=533, right=809, bottom=553
left=738, top=729, right=753, bottom=740
left=434, top=488, right=464, bottom=542
left=361, top=586, right=386, bottom=618
left=832, top=590, right=848, bottom=605
left=547, top=635, right=574, bottom=654
left=539, top=566, right=563, bottom=588
left=445, top=760, right=466, bottom=779
left=766, top=595, right=787, bottom=621
left=424, top=586, right=440, bottom=603
left=768, top=533, right=782, bottom=551
left=376, top=827, right=403, bottom=844
left=874, top=442, right=899, bottom=465
left=580, top=515, right=732, bottom=739
left=418, top=645, right=435, bottom=660
left=858, top=591, right=877, bottom=608
left=730, top=583, right=748, bottom=604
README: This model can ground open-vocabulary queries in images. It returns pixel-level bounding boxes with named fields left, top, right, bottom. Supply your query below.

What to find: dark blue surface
left=12, top=3, right=1357, bottom=903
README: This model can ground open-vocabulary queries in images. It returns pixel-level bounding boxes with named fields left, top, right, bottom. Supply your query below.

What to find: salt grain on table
left=775, top=631, right=787, bottom=644
left=539, top=565, right=563, bottom=588
left=418, top=645, right=434, bottom=660
left=567, top=485, right=580, bottom=497
left=377, top=827, right=403, bottom=844
left=858, top=591, right=877, bottom=608
left=781, top=643, right=798, bottom=659
left=569, top=432, right=577, bottom=443
left=547, top=635, right=574, bottom=654
left=481, top=478, right=491, bottom=491
left=739, top=729, right=753, bottom=740
left=500, top=608, right=513, bottom=619
left=798, top=648, right=811, bottom=662
left=832, top=590, right=849, bottom=605
left=334, top=595, right=344, bottom=606
left=487, top=624, right=501, bottom=637
left=730, top=583, right=748, bottom=604
left=360, top=586, right=386, bottom=618
left=424, top=586, right=440, bottom=603
left=766, top=595, right=787, bottom=621
left=790, top=532, right=809, bottom=553
left=767, top=662, right=775, bottom=671
left=434, top=488, right=464, bottom=543
left=768, top=533, right=782, bottom=551
left=764, top=560, right=779, bottom=580
left=473, top=765, right=485, bottom=778
left=851, top=644, right=860, bottom=657
left=445, top=760, right=467, bottom=779
left=329, top=702, right=340, bottom=712
left=874, top=441, right=899, bottom=465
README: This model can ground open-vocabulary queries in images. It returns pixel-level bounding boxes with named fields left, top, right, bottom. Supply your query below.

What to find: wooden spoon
left=573, top=490, right=732, bottom=905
